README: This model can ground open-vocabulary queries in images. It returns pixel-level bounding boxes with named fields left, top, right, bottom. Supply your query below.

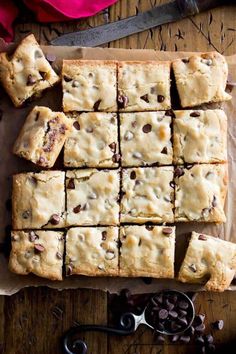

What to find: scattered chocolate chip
left=186, top=326, right=195, bottom=336
left=161, top=147, right=168, bottom=154
left=130, top=171, right=136, bottom=180
left=212, top=195, right=217, bottom=207
left=67, top=178, right=75, bottom=189
left=73, top=121, right=80, bottom=130
left=195, top=335, right=205, bottom=345
left=179, top=335, right=191, bottom=344
left=140, top=94, right=149, bottom=103
left=93, top=99, right=102, bottom=111
left=198, top=234, right=207, bottom=241
left=186, top=164, right=193, bottom=170
left=64, top=76, right=72, bottom=82
left=49, top=214, right=60, bottom=225
left=22, top=210, right=31, bottom=219
left=170, top=181, right=175, bottom=188
left=142, top=124, right=152, bottom=133
left=46, top=53, right=56, bottom=62
left=72, top=80, right=79, bottom=88
left=67, top=265, right=73, bottom=276
left=157, top=95, right=165, bottom=103
left=73, top=205, right=81, bottom=214
left=145, top=225, right=154, bottom=231
left=194, top=314, right=205, bottom=326
left=56, top=252, right=62, bottom=260
left=205, top=334, right=214, bottom=344
left=162, top=227, right=173, bottom=235
left=117, top=94, right=129, bottom=108
left=112, top=153, right=121, bottom=163
left=212, top=319, right=224, bottom=330
left=190, top=111, right=201, bottom=117
left=165, top=109, right=175, bottom=117
left=102, top=231, right=107, bottom=240
left=158, top=309, right=169, bottom=320
left=175, top=167, right=184, bottom=178
left=34, top=244, right=45, bottom=253
left=109, top=142, right=116, bottom=152
left=195, top=323, right=206, bottom=333
left=29, top=231, right=38, bottom=242
left=171, top=335, right=179, bottom=343
left=39, top=71, right=47, bottom=80
left=189, top=264, right=197, bottom=273
left=182, top=58, right=189, bottom=63
left=27, top=74, right=36, bottom=85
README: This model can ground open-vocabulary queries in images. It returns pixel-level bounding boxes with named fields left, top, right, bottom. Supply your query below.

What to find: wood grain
left=1, top=0, right=236, bottom=353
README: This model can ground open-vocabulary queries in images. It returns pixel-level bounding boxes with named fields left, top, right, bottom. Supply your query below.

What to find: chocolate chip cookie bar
left=66, top=169, right=120, bottom=226
left=120, top=111, right=172, bottom=166
left=178, top=231, right=236, bottom=292
left=65, top=227, right=119, bottom=276
left=62, top=60, right=117, bottom=112
left=0, top=34, right=59, bottom=107
left=172, top=52, right=231, bottom=108
left=12, top=171, right=65, bottom=229
left=175, top=164, right=228, bottom=222
left=117, top=61, right=171, bottom=111
left=64, top=112, right=119, bottom=167
left=9, top=230, right=64, bottom=280
left=13, top=106, right=72, bottom=168
left=119, top=225, right=175, bottom=278
left=173, top=109, right=227, bottom=164
left=121, top=167, right=174, bottom=223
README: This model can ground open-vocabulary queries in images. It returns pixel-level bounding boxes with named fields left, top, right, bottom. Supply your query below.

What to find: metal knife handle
left=177, top=0, right=234, bottom=16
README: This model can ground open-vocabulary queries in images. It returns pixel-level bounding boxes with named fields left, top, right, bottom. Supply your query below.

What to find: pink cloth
left=0, top=0, right=118, bottom=42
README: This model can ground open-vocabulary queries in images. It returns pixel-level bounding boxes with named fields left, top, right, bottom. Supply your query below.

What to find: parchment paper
left=0, top=46, right=235, bottom=295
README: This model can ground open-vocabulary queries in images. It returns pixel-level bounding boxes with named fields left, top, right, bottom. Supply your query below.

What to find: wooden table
left=1, top=1, right=236, bottom=353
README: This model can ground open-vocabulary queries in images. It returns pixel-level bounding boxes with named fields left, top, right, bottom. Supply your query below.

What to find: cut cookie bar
left=172, top=52, right=231, bottom=108
left=121, top=167, right=174, bottom=223
left=173, top=109, right=227, bottom=164
left=119, top=225, right=175, bottom=278
left=65, top=227, right=119, bottom=276
left=64, top=112, right=119, bottom=168
left=120, top=111, right=172, bottom=166
left=0, top=34, right=59, bottom=107
left=13, top=106, right=72, bottom=168
left=174, top=164, right=228, bottom=223
left=62, top=60, right=117, bottom=112
left=178, top=231, right=236, bottom=292
left=66, top=169, right=120, bottom=226
left=117, top=61, right=171, bottom=111
left=9, top=230, right=64, bottom=280
left=12, top=171, right=65, bottom=229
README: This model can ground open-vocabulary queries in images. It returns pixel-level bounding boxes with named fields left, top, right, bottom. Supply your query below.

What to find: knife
left=51, top=0, right=234, bottom=47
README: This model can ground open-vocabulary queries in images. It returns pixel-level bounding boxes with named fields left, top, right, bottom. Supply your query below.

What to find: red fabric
left=0, top=0, right=118, bottom=42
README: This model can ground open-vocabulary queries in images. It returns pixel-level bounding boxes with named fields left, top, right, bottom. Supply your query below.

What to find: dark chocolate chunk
left=39, top=71, right=47, bottom=80
left=174, top=167, right=184, bottom=178
left=67, top=178, right=75, bottom=189
left=142, top=124, right=152, bottom=133
left=198, top=234, right=207, bottom=241
left=212, top=319, right=224, bottom=330
left=157, top=95, right=165, bottom=103
left=195, top=335, right=205, bottom=345
left=182, top=58, right=189, bottom=63
left=190, top=111, right=201, bottom=117
left=29, top=231, right=38, bottom=242
left=63, top=76, right=72, bottom=82
left=93, top=99, right=102, bottom=111
left=205, top=334, right=214, bottom=344
left=49, top=214, right=60, bottom=225
left=162, top=227, right=173, bottom=235
left=189, top=264, right=197, bottom=273
left=73, top=205, right=81, bottom=214
left=73, top=121, right=80, bottom=130
left=194, top=314, right=205, bottom=326
left=117, top=94, right=129, bottom=109
left=158, top=309, right=169, bottom=320
left=130, top=171, right=136, bottom=180
left=161, top=146, right=168, bottom=154
left=27, top=74, right=36, bottom=86
left=145, top=225, right=154, bottom=231
left=212, top=195, right=217, bottom=207
left=109, top=142, right=116, bottom=153
left=112, top=153, right=121, bottom=163
left=102, top=231, right=107, bottom=240
left=195, top=323, right=206, bottom=333
left=165, top=109, right=175, bottom=117
left=170, top=335, right=179, bottom=343
left=22, top=210, right=31, bottom=219
left=140, top=94, right=149, bottom=103
left=34, top=244, right=45, bottom=253
left=179, top=335, right=191, bottom=344
left=67, top=264, right=73, bottom=276
left=56, top=252, right=63, bottom=260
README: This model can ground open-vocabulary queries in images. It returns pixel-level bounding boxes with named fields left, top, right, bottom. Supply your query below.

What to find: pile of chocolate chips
left=109, top=290, right=224, bottom=353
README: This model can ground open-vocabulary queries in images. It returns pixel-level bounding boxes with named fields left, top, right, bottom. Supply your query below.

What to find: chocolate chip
left=145, top=225, right=154, bottom=231
left=39, top=71, right=47, bottom=80
left=67, top=265, right=73, bottom=276
left=182, top=58, right=189, bottom=63
left=131, top=121, right=137, bottom=128
left=73, top=121, right=80, bottom=130
left=189, top=264, right=197, bottom=273
left=140, top=94, right=149, bottom=103
left=109, top=142, right=116, bottom=153
left=194, top=314, right=205, bottom=326
left=64, top=76, right=72, bottom=82
left=93, top=99, right=102, bottom=111
left=195, top=335, right=205, bottom=345
left=205, top=334, right=214, bottom=344
left=161, top=147, right=168, bottom=154
left=67, top=178, right=75, bottom=189
left=162, top=227, right=173, bottom=235
left=56, top=252, right=62, bottom=260
left=72, top=80, right=79, bottom=88
left=186, top=326, right=195, bottom=336
left=22, top=210, right=31, bottom=219
left=73, top=205, right=81, bottom=214
left=165, top=109, right=175, bottom=117
left=158, top=309, right=169, bottom=320
left=195, top=323, right=206, bottom=333
left=178, top=309, right=188, bottom=318
left=177, top=317, right=188, bottom=327
left=175, top=167, right=184, bottom=178
left=178, top=300, right=189, bottom=310
left=27, top=74, right=36, bottom=85
left=201, top=58, right=213, bottom=66
left=170, top=181, right=175, bottom=188
left=212, top=319, right=224, bottom=330
left=29, top=231, right=38, bottom=242
left=212, top=195, right=217, bottom=207
left=186, top=164, right=193, bottom=170
left=117, top=94, right=129, bottom=108
left=190, top=111, right=201, bottom=117
left=112, top=153, right=120, bottom=163
left=34, top=244, right=45, bottom=253
left=46, top=53, right=56, bottom=62
left=102, top=231, right=107, bottom=240
left=179, top=335, right=191, bottom=344
left=171, top=335, right=179, bottom=343
left=157, top=95, right=165, bottom=103
left=198, top=234, right=207, bottom=241
left=169, top=310, right=178, bottom=319
left=49, top=214, right=60, bottom=225
left=130, top=171, right=136, bottom=180
left=142, top=124, right=152, bottom=133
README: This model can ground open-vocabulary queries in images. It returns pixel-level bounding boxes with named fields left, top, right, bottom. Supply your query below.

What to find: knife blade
left=51, top=0, right=234, bottom=47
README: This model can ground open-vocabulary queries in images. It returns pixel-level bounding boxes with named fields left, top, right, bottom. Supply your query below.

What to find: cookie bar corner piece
left=172, top=52, right=231, bottom=108
left=119, top=225, right=175, bottom=278
left=62, top=60, right=117, bottom=112
left=117, top=60, right=171, bottom=111
left=174, top=163, right=228, bottom=223
left=13, top=106, right=72, bottom=168
left=0, top=34, right=60, bottom=107
left=9, top=230, right=64, bottom=280
left=178, top=231, right=236, bottom=292
left=65, top=227, right=119, bottom=276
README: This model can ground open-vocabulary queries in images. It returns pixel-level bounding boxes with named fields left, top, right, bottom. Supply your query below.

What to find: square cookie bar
left=64, top=112, right=119, bottom=167
left=120, top=225, right=175, bottom=278
left=0, top=34, right=59, bottom=107
left=13, top=106, right=72, bottom=168
left=178, top=232, right=236, bottom=292
left=12, top=171, right=65, bottom=229
left=9, top=230, right=64, bottom=280
left=120, top=111, right=172, bottom=166
left=121, top=167, right=174, bottom=223
left=175, top=164, right=228, bottom=223
left=172, top=52, right=231, bottom=107
left=173, top=109, right=227, bottom=164
left=117, top=61, right=171, bottom=111
left=66, top=169, right=120, bottom=226
left=66, top=227, right=119, bottom=276
left=62, top=60, right=117, bottom=112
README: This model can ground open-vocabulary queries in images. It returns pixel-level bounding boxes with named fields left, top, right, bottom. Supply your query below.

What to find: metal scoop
left=63, top=290, right=195, bottom=354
